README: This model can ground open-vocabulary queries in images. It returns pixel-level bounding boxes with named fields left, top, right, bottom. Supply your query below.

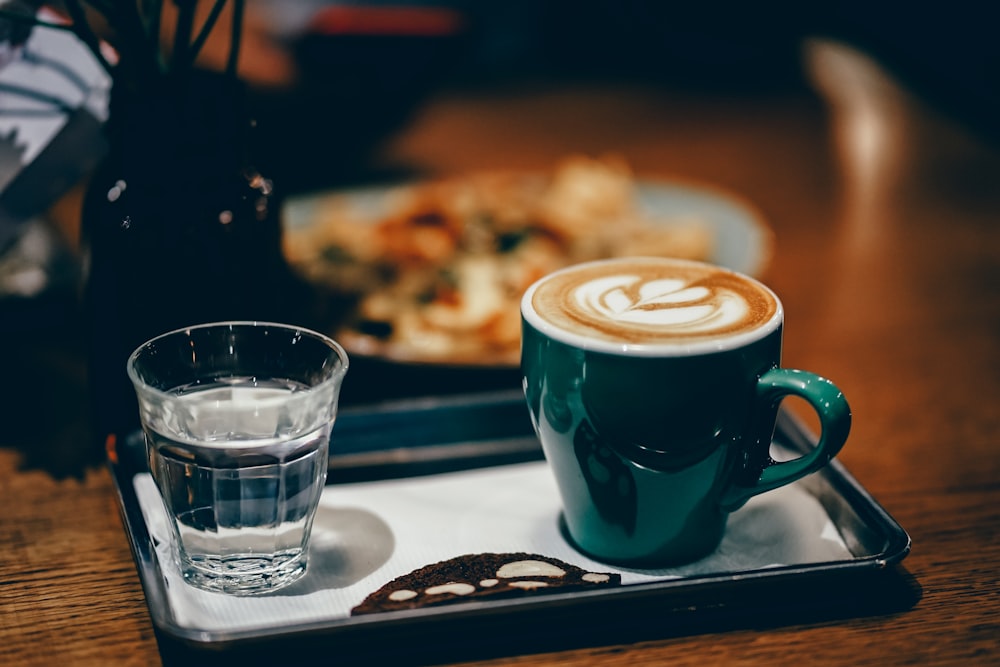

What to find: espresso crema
left=527, top=257, right=779, bottom=346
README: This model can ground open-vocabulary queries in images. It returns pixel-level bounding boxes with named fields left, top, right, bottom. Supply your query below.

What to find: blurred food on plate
left=284, top=155, right=715, bottom=366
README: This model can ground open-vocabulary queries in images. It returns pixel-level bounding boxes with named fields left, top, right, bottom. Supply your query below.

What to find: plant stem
left=82, top=0, right=115, bottom=14
left=170, top=0, right=195, bottom=74
left=0, top=7, right=112, bottom=75
left=0, top=8, right=74, bottom=33
left=0, top=81, right=75, bottom=113
left=107, top=0, right=162, bottom=81
left=226, top=0, right=243, bottom=77
left=188, top=0, right=227, bottom=67
left=143, top=0, right=164, bottom=72
left=59, top=0, right=115, bottom=74
left=2, top=1, right=247, bottom=85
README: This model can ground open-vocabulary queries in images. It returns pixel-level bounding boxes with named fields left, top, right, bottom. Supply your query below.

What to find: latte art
left=574, top=275, right=749, bottom=334
left=526, top=257, right=779, bottom=347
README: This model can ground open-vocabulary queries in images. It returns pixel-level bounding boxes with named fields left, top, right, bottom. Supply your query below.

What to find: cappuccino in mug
left=524, top=257, right=780, bottom=350
left=521, top=257, right=850, bottom=566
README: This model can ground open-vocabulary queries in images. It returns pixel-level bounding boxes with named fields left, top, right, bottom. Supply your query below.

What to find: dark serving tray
left=109, top=390, right=914, bottom=666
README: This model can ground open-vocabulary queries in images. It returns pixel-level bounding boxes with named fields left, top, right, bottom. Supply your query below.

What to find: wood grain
left=2, top=51, right=999, bottom=665
left=0, top=452, right=161, bottom=666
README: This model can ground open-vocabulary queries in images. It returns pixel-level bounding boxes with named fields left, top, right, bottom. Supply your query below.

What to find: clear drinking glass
left=127, top=321, right=349, bottom=595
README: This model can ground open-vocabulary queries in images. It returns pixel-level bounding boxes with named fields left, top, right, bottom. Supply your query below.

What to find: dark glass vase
left=82, top=70, right=301, bottom=457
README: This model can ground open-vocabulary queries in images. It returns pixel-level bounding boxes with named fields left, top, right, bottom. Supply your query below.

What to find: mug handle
left=719, top=368, right=851, bottom=512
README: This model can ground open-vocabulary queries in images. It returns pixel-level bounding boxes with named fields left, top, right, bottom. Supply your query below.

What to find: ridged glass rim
left=126, top=320, right=350, bottom=404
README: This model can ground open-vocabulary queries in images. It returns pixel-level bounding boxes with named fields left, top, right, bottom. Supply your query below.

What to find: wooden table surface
left=2, top=41, right=998, bottom=666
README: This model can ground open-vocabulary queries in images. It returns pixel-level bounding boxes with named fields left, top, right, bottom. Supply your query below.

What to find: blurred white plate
left=633, top=180, right=772, bottom=278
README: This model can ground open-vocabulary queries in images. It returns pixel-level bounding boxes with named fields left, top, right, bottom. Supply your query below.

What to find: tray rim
left=108, top=395, right=911, bottom=650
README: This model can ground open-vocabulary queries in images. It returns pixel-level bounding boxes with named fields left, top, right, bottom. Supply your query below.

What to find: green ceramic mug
left=521, top=257, right=851, bottom=566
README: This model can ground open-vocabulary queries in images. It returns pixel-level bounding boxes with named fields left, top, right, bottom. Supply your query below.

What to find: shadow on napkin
left=278, top=505, right=394, bottom=596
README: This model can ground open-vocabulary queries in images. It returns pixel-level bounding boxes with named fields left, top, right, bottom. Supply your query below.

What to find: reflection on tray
left=330, top=389, right=540, bottom=480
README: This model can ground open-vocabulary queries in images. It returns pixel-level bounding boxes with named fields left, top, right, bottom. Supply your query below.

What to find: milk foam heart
left=574, top=275, right=749, bottom=331
left=525, top=257, right=779, bottom=348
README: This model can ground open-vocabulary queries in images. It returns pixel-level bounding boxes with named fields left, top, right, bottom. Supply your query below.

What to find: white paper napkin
left=134, top=461, right=852, bottom=635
